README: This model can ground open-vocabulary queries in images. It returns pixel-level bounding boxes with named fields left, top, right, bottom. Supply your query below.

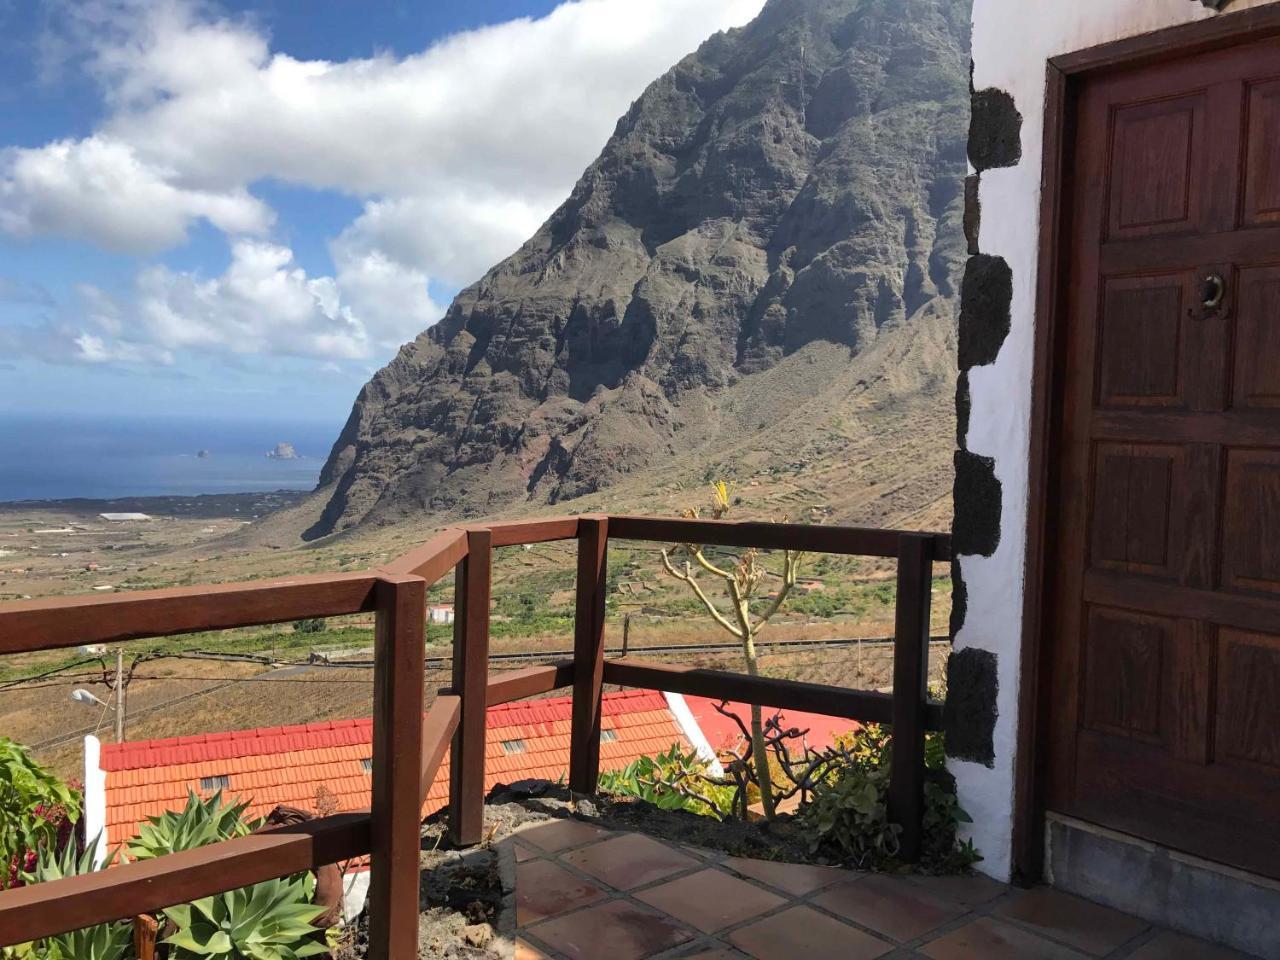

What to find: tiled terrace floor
left=509, top=820, right=1258, bottom=960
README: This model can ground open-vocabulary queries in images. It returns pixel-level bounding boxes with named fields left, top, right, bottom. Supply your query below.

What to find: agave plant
left=128, top=790, right=259, bottom=860
left=163, top=874, right=328, bottom=960
left=5, top=835, right=133, bottom=960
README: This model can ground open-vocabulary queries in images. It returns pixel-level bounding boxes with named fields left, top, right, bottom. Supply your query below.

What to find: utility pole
left=114, top=649, right=126, bottom=743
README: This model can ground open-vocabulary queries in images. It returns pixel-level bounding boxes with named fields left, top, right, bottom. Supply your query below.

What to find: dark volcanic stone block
left=959, top=254, right=1012, bottom=370
left=955, top=370, right=970, bottom=449
left=944, top=648, right=997, bottom=767
left=953, top=450, right=1001, bottom=557
left=969, top=88, right=1022, bottom=171
left=949, top=558, right=967, bottom=636
left=964, top=174, right=981, bottom=254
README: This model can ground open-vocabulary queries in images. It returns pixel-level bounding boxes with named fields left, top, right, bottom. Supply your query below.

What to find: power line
left=0, top=657, right=105, bottom=690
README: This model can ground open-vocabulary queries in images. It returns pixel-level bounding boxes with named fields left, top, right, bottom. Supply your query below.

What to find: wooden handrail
left=421, top=695, right=461, bottom=805
left=380, top=527, right=468, bottom=583
left=0, top=572, right=381, bottom=654
left=0, top=813, right=371, bottom=945
left=607, top=515, right=952, bottom=561
left=484, top=516, right=580, bottom=547
left=483, top=661, right=575, bottom=706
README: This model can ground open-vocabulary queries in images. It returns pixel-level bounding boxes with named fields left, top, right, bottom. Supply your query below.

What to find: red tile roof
left=681, top=696, right=858, bottom=756
left=99, top=688, right=688, bottom=853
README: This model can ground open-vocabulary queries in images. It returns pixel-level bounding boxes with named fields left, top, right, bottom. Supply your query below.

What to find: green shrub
left=0, top=737, right=81, bottom=890
left=798, top=724, right=980, bottom=873
left=598, top=743, right=735, bottom=819
left=292, top=618, right=326, bottom=634
left=127, top=791, right=258, bottom=861
left=5, top=838, right=132, bottom=960
left=164, top=874, right=327, bottom=959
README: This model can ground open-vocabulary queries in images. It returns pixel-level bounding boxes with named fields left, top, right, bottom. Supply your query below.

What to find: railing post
left=570, top=516, right=608, bottom=794
left=449, top=528, right=491, bottom=846
left=889, top=533, right=934, bottom=862
left=369, top=573, right=427, bottom=959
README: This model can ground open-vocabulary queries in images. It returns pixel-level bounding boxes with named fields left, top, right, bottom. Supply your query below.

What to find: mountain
left=305, top=0, right=970, bottom=540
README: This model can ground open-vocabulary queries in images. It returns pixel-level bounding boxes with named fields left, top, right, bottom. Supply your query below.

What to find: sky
left=0, top=0, right=764, bottom=424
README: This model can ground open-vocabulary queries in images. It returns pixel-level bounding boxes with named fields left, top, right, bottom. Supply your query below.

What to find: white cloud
left=334, top=191, right=546, bottom=290
left=1, top=0, right=764, bottom=363
left=19, top=240, right=427, bottom=368
left=0, top=136, right=273, bottom=253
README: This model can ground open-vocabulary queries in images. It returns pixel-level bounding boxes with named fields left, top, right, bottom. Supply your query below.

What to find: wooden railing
left=0, top=515, right=948, bottom=956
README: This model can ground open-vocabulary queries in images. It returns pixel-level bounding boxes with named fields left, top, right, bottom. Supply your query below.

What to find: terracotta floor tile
left=921, top=917, right=1092, bottom=960
left=722, top=856, right=849, bottom=896
left=636, top=868, right=787, bottom=933
left=1126, top=931, right=1256, bottom=960
left=517, top=817, right=612, bottom=853
left=515, top=859, right=607, bottom=926
left=728, top=905, right=893, bottom=960
left=903, top=871, right=1007, bottom=907
left=513, top=840, right=539, bottom=862
left=530, top=899, right=694, bottom=960
left=562, top=832, right=698, bottom=890
left=812, top=874, right=966, bottom=942
left=993, top=887, right=1149, bottom=956
left=515, top=940, right=550, bottom=960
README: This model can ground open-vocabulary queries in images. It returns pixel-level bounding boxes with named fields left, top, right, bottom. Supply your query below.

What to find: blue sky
left=0, top=0, right=761, bottom=424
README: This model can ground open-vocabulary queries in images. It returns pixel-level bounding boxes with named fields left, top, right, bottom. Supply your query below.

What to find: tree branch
left=661, top=551, right=743, bottom=638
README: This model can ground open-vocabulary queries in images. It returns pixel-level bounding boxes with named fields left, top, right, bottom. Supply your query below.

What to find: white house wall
left=955, top=0, right=1274, bottom=882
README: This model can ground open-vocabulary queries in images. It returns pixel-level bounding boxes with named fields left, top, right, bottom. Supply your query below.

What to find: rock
left=308, top=0, right=969, bottom=538
left=266, top=442, right=298, bottom=460
left=462, top=924, right=493, bottom=948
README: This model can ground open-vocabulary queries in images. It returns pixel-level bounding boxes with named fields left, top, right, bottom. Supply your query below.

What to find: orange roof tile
left=99, top=689, right=688, bottom=852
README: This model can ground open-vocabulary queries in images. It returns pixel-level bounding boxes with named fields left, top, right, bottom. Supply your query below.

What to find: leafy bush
left=798, top=724, right=901, bottom=867
left=4, top=838, right=132, bottom=960
left=164, top=875, right=327, bottom=960
left=798, top=724, right=980, bottom=872
left=127, top=791, right=258, bottom=861
left=0, top=737, right=81, bottom=890
left=292, top=618, right=326, bottom=634
left=598, top=744, right=735, bottom=819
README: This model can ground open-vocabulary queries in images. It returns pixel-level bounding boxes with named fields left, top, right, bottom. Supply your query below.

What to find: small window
left=500, top=739, right=526, bottom=755
left=200, top=774, right=230, bottom=792
left=361, top=758, right=373, bottom=773
left=600, top=729, right=618, bottom=743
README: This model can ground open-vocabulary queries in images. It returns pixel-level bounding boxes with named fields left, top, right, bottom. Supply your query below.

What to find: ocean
left=0, top=414, right=342, bottom=502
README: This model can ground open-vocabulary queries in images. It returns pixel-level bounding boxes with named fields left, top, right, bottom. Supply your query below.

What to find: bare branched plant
left=659, top=481, right=803, bottom=819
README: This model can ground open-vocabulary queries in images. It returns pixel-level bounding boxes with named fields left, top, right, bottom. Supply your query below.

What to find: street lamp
left=70, top=688, right=109, bottom=708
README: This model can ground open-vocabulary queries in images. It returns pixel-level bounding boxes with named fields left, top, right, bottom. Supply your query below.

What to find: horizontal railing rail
left=608, top=514, right=952, bottom=560
left=0, top=814, right=371, bottom=945
left=601, top=659, right=944, bottom=728
left=0, top=572, right=382, bottom=654
left=0, top=513, right=950, bottom=957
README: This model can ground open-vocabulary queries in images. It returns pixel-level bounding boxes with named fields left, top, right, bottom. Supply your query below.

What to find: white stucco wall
left=82, top=735, right=109, bottom=868
left=960, top=0, right=1275, bottom=882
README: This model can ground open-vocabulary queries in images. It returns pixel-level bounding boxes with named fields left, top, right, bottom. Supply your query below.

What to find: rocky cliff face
left=307, top=0, right=970, bottom=539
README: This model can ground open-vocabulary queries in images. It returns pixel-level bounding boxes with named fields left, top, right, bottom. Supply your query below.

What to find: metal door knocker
left=1201, top=274, right=1225, bottom=311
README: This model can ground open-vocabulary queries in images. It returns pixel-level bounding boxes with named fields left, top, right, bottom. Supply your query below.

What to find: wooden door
left=1046, top=35, right=1280, bottom=879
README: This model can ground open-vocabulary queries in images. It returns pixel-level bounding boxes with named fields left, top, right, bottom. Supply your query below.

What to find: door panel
left=1243, top=79, right=1280, bottom=226
left=1215, top=628, right=1280, bottom=772
left=1046, top=35, right=1280, bottom=880
left=1107, top=94, right=1207, bottom=239
left=1096, top=274, right=1190, bottom=408
left=1222, top=449, right=1280, bottom=596
left=1232, top=264, right=1280, bottom=409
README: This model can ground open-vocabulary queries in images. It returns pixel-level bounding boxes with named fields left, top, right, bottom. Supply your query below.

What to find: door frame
left=1013, top=1, right=1280, bottom=884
